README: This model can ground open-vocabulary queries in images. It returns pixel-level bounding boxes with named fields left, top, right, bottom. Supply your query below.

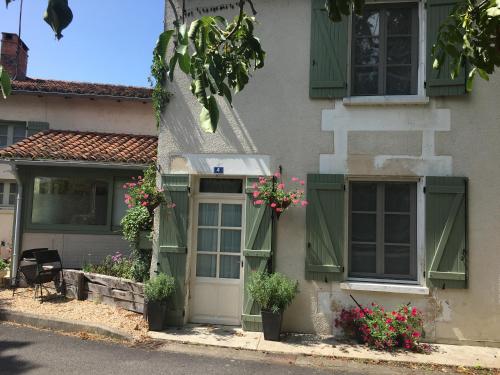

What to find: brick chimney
left=1, top=32, right=29, bottom=80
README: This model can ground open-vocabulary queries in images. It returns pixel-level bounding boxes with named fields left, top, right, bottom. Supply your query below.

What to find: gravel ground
left=0, top=287, right=148, bottom=340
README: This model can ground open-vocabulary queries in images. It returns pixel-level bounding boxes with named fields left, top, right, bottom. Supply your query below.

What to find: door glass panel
left=221, top=204, right=242, bottom=227
left=351, top=244, right=376, bottom=273
left=385, top=245, right=411, bottom=275
left=197, top=228, right=218, bottom=252
left=198, top=203, right=218, bottom=226
left=196, top=254, right=217, bottom=277
left=220, top=255, right=240, bottom=279
left=200, top=179, right=243, bottom=194
left=220, top=229, right=241, bottom=253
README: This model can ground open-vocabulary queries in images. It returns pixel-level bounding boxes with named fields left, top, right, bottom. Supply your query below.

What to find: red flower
left=411, top=307, right=418, bottom=317
left=386, top=318, right=393, bottom=324
left=412, top=331, right=421, bottom=338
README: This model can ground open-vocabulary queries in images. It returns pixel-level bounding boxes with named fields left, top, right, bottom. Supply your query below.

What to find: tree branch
left=167, top=0, right=180, bottom=27
left=225, top=0, right=245, bottom=41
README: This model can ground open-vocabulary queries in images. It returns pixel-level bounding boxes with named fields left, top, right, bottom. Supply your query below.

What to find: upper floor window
left=0, top=121, right=49, bottom=148
left=351, top=3, right=419, bottom=96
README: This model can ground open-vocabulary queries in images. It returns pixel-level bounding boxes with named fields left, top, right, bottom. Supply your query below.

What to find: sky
left=0, top=0, right=164, bottom=87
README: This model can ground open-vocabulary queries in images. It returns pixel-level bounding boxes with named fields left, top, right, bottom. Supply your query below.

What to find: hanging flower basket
left=252, top=171, right=308, bottom=219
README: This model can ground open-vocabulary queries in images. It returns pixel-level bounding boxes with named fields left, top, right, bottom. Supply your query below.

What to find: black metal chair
left=33, top=250, right=64, bottom=302
left=12, top=248, right=48, bottom=297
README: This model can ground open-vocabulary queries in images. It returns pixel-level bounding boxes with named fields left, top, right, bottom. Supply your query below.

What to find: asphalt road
left=0, top=323, right=450, bottom=375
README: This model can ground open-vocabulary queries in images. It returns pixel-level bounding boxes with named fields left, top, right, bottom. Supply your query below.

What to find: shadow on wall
left=0, top=340, right=38, bottom=374
left=160, top=80, right=259, bottom=157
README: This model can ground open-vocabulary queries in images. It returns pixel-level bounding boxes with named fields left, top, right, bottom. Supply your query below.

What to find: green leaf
left=220, top=82, right=232, bottom=105
left=0, top=66, right=12, bottom=99
left=477, top=67, right=490, bottom=81
left=168, top=54, right=178, bottom=81
left=177, top=53, right=191, bottom=74
left=486, top=6, right=500, bottom=16
left=156, top=30, right=175, bottom=58
left=43, top=0, right=73, bottom=40
left=199, top=95, right=219, bottom=133
left=176, top=44, right=188, bottom=56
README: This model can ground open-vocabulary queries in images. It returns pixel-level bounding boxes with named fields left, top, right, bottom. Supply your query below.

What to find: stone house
left=153, top=0, right=500, bottom=346
left=0, top=32, right=157, bottom=275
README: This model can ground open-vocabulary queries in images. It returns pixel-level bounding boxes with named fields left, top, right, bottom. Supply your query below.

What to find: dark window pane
left=8, top=183, right=17, bottom=205
left=220, top=229, right=241, bottom=253
left=386, top=66, right=412, bottom=95
left=220, top=255, right=240, bottom=279
left=352, top=183, right=377, bottom=211
left=0, top=126, right=7, bottom=136
left=387, top=37, right=412, bottom=64
left=351, top=244, right=376, bottom=273
left=385, top=183, right=410, bottom=212
left=385, top=214, right=410, bottom=243
left=31, top=177, right=109, bottom=225
left=13, top=124, right=26, bottom=144
left=387, top=8, right=412, bottom=35
left=197, top=228, right=218, bottom=252
left=353, top=67, right=379, bottom=95
left=221, top=204, right=242, bottom=227
left=354, top=9, right=380, bottom=37
left=196, top=254, right=217, bottom=277
left=198, top=203, right=218, bottom=226
left=354, top=37, right=379, bottom=65
left=384, top=245, right=411, bottom=275
left=200, top=178, right=242, bottom=194
left=352, top=213, right=376, bottom=242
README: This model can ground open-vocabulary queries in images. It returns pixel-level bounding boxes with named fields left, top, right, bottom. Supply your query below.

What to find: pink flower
left=293, top=199, right=299, bottom=205
left=142, top=201, right=148, bottom=206
left=253, top=191, right=260, bottom=198
left=252, top=183, right=258, bottom=189
left=270, top=203, right=277, bottom=208
left=274, top=171, right=281, bottom=178
left=127, top=204, right=132, bottom=208
left=277, top=183, right=285, bottom=189
left=122, top=184, right=128, bottom=189
left=412, top=331, right=421, bottom=338
left=138, top=176, right=142, bottom=180
left=254, top=200, right=264, bottom=205
left=301, top=200, right=309, bottom=207
left=299, top=180, right=305, bottom=185
left=386, top=318, right=393, bottom=324
left=291, top=177, right=299, bottom=182
left=144, top=193, right=149, bottom=199
left=276, top=208, right=283, bottom=212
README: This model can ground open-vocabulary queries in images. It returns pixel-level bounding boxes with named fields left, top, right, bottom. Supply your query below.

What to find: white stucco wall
left=0, top=92, right=156, bottom=264
left=158, top=0, right=500, bottom=345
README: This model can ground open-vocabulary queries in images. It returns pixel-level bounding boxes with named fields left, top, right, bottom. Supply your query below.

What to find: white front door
left=189, top=199, right=244, bottom=325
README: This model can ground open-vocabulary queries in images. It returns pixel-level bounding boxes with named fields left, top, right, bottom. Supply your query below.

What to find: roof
left=0, top=130, right=158, bottom=165
left=11, top=78, right=152, bottom=100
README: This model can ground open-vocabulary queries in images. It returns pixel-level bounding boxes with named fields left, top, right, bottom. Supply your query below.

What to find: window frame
left=0, top=180, right=18, bottom=208
left=348, top=180, right=418, bottom=281
left=348, top=1, right=422, bottom=98
left=22, top=167, right=141, bottom=234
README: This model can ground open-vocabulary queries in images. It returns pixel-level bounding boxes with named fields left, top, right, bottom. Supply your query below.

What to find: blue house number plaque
left=214, top=167, right=224, bottom=174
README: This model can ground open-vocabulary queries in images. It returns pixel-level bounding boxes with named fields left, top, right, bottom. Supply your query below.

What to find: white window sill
left=340, top=282, right=429, bottom=295
left=342, top=95, right=430, bottom=106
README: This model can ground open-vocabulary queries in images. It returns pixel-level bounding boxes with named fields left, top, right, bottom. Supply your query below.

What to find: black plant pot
left=261, top=309, right=283, bottom=341
left=146, top=301, right=167, bottom=331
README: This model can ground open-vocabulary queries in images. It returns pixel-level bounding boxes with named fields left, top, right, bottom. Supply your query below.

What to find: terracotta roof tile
left=0, top=130, right=157, bottom=165
left=11, top=78, right=152, bottom=100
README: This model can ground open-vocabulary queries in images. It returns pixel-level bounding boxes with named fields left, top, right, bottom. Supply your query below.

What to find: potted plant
left=248, top=271, right=298, bottom=341
left=144, top=273, right=175, bottom=331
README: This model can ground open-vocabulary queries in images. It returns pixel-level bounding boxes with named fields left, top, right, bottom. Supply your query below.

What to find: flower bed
left=335, top=303, right=430, bottom=353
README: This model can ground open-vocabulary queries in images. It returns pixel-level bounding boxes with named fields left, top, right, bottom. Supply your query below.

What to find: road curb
left=0, top=309, right=133, bottom=341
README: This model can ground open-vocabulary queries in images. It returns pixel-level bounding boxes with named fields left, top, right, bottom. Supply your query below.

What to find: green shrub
left=130, top=248, right=152, bottom=282
left=144, top=273, right=175, bottom=303
left=121, top=206, right=151, bottom=244
left=0, top=259, right=8, bottom=271
left=248, top=272, right=298, bottom=313
left=83, top=252, right=134, bottom=280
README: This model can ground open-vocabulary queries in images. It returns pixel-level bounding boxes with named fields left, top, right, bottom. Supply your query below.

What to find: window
left=199, top=178, right=243, bottom=194
left=195, top=202, right=243, bottom=279
left=0, top=181, right=18, bottom=207
left=112, top=179, right=129, bottom=227
left=351, top=3, right=419, bottom=96
left=0, top=121, right=49, bottom=148
left=349, top=181, right=417, bottom=280
left=31, top=177, right=109, bottom=226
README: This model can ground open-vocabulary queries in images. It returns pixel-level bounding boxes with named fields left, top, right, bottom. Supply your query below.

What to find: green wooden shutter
left=425, top=176, right=468, bottom=289
left=426, top=0, right=466, bottom=96
left=27, top=121, right=49, bottom=136
left=242, top=177, right=272, bottom=332
left=305, top=174, right=345, bottom=282
left=309, top=0, right=348, bottom=99
left=158, top=174, right=189, bottom=325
